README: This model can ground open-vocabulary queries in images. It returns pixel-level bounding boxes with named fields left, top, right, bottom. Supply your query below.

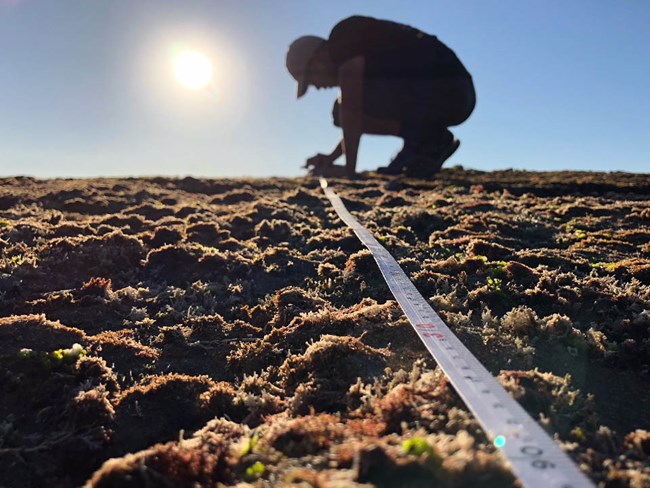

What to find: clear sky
left=1, top=0, right=648, bottom=177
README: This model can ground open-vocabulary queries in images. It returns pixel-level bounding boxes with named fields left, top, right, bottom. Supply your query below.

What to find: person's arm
left=328, top=140, right=344, bottom=161
left=337, top=56, right=365, bottom=176
left=304, top=140, right=343, bottom=170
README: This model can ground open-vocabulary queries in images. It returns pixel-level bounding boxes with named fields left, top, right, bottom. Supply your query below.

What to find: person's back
left=327, top=16, right=470, bottom=80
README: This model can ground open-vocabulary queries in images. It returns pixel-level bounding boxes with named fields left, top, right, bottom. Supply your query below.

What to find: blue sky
left=0, top=0, right=648, bottom=177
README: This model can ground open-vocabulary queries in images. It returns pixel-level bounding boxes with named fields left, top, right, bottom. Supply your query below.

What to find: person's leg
left=332, top=99, right=406, bottom=174
left=332, top=79, right=475, bottom=176
left=363, top=115, right=401, bottom=136
left=400, top=120, right=452, bottom=148
left=359, top=78, right=461, bottom=174
left=335, top=84, right=432, bottom=174
left=402, top=77, right=476, bottom=176
left=332, top=99, right=401, bottom=135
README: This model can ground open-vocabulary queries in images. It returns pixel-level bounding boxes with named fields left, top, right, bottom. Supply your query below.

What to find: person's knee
left=332, top=100, right=341, bottom=127
left=332, top=99, right=400, bottom=135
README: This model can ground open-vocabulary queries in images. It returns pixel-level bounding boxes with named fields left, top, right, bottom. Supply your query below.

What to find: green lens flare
left=494, top=435, right=506, bottom=448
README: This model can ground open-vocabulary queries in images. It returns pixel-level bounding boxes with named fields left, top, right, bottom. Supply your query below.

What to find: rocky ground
left=0, top=168, right=649, bottom=487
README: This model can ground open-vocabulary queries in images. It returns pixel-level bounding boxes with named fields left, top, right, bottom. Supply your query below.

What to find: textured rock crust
left=0, top=168, right=649, bottom=487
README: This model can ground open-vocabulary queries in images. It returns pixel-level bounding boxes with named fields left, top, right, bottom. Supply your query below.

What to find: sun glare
left=174, top=50, right=213, bottom=90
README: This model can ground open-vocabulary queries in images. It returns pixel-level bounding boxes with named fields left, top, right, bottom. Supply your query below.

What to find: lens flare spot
left=174, top=50, right=213, bottom=90
left=494, top=435, right=506, bottom=448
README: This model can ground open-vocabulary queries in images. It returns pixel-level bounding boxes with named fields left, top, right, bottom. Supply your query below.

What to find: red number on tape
left=415, top=323, right=437, bottom=329
left=422, top=332, right=444, bottom=339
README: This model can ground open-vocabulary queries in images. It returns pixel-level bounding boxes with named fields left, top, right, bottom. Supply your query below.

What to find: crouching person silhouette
left=286, top=16, right=476, bottom=178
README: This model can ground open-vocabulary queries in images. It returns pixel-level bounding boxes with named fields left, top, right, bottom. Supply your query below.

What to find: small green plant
left=487, top=260, right=508, bottom=278
left=245, top=461, right=266, bottom=479
left=487, top=276, right=504, bottom=293
left=593, top=262, right=617, bottom=272
left=573, top=229, right=587, bottom=240
left=239, top=434, right=259, bottom=456
left=377, top=235, right=387, bottom=244
left=48, top=343, right=87, bottom=366
left=403, top=436, right=435, bottom=457
left=570, top=426, right=586, bottom=441
left=17, top=344, right=86, bottom=371
left=402, top=436, right=442, bottom=470
left=0, top=219, right=10, bottom=228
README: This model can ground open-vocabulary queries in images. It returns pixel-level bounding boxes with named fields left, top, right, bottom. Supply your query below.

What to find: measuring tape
left=319, top=178, right=593, bottom=488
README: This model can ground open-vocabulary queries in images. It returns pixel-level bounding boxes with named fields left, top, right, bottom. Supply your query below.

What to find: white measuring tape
left=319, top=178, right=593, bottom=488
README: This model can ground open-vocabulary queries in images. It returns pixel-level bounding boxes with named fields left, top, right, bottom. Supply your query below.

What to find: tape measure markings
left=319, top=177, right=593, bottom=488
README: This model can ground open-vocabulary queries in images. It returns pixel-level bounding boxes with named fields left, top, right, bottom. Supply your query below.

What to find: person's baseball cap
left=286, top=35, right=326, bottom=98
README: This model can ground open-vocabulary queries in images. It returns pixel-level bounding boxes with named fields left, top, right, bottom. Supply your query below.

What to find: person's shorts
left=332, top=75, right=475, bottom=129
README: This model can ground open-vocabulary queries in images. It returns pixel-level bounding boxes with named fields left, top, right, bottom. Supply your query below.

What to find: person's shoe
left=376, top=142, right=417, bottom=175
left=376, top=164, right=402, bottom=175
left=404, top=138, right=460, bottom=178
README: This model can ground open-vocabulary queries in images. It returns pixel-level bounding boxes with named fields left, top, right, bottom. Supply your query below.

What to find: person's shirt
left=327, top=16, right=471, bottom=80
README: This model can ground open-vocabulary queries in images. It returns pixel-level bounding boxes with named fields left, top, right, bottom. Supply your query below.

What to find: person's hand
left=304, top=153, right=335, bottom=171
left=304, top=152, right=354, bottom=177
left=308, top=163, right=352, bottom=178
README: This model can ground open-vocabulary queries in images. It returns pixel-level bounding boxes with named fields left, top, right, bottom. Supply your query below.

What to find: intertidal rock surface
left=0, top=168, right=649, bottom=487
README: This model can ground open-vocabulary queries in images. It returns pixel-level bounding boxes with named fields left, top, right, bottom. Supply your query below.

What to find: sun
left=174, top=50, right=213, bottom=90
